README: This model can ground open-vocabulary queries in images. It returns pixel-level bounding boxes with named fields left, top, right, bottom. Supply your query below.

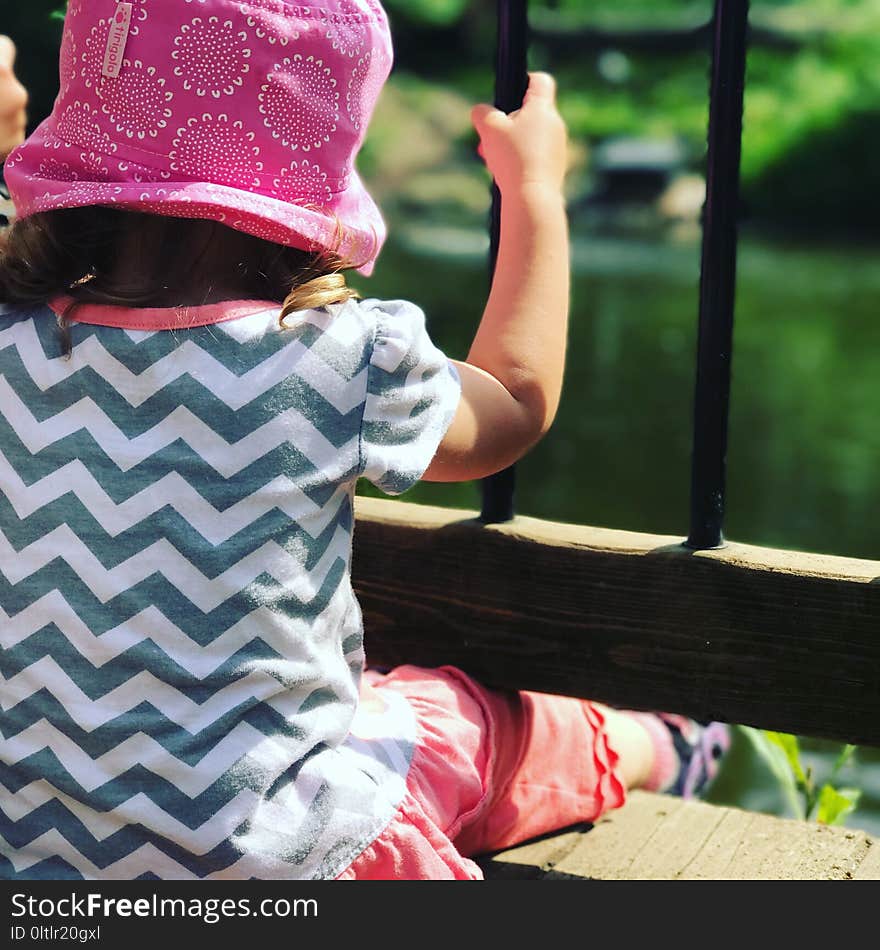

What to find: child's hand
left=471, top=72, right=568, bottom=196
left=0, top=36, right=28, bottom=162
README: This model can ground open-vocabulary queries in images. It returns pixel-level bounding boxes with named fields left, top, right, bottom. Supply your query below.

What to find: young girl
left=0, top=1, right=728, bottom=880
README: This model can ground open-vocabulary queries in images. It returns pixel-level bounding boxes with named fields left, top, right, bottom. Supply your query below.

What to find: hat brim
left=5, top=130, right=386, bottom=277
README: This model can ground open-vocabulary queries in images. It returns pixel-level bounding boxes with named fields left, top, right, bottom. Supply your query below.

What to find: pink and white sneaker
left=658, top=715, right=731, bottom=798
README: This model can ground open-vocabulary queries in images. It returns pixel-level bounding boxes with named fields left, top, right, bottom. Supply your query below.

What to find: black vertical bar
left=686, top=0, right=749, bottom=550
left=480, top=0, right=529, bottom=524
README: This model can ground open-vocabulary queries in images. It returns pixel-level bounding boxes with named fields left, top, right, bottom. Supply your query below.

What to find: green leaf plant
left=740, top=727, right=861, bottom=826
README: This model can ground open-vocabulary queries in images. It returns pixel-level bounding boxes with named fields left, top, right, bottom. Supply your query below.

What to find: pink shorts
left=336, top=665, right=627, bottom=880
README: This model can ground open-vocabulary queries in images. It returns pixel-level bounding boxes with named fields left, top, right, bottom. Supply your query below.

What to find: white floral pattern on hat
left=6, top=0, right=394, bottom=274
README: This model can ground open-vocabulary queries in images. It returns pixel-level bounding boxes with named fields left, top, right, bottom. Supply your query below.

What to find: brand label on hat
left=102, top=2, right=133, bottom=79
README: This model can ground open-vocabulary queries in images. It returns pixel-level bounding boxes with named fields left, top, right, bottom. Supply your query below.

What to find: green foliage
left=387, top=0, right=880, bottom=230
left=816, top=785, right=861, bottom=826
left=384, top=0, right=469, bottom=27
left=741, top=728, right=861, bottom=826
left=739, top=727, right=804, bottom=817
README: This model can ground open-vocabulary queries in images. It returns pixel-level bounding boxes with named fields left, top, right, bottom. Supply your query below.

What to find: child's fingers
left=0, top=34, right=28, bottom=160
left=523, top=71, right=556, bottom=104
left=0, top=36, right=16, bottom=73
left=471, top=102, right=507, bottom=133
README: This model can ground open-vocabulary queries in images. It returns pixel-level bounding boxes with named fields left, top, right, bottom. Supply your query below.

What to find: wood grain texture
left=481, top=791, right=877, bottom=880
left=352, top=497, right=880, bottom=745
left=853, top=840, right=880, bottom=880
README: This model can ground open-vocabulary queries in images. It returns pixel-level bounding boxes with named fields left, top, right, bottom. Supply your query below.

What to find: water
left=352, top=225, right=880, bottom=835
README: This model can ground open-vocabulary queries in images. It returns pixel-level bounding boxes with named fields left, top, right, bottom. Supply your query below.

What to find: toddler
left=0, top=1, right=727, bottom=880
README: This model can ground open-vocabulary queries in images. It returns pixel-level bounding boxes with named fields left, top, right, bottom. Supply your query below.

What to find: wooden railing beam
left=352, top=498, right=880, bottom=747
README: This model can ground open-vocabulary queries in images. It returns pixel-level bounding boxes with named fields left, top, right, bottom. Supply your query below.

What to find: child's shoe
left=655, top=714, right=731, bottom=798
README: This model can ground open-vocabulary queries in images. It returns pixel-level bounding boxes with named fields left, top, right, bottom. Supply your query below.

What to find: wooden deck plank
left=853, top=840, right=880, bottom=880
left=673, top=806, right=762, bottom=878
left=727, top=814, right=869, bottom=879
left=353, top=497, right=880, bottom=745
left=483, top=793, right=684, bottom=880
left=550, top=794, right=686, bottom=880
left=592, top=795, right=730, bottom=879
left=480, top=791, right=878, bottom=880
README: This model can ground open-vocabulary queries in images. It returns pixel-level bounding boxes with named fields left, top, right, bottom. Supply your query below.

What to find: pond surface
left=353, top=225, right=880, bottom=835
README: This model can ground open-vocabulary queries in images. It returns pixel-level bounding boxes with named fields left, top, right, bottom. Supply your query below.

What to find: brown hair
left=0, top=207, right=359, bottom=356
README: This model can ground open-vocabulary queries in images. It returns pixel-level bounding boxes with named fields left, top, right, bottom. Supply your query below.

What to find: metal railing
left=481, top=0, right=529, bottom=524
left=482, top=0, right=750, bottom=554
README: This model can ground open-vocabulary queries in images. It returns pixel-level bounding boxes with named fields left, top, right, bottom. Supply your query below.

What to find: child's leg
left=553, top=705, right=731, bottom=799
left=449, top=682, right=636, bottom=857
left=620, top=710, right=731, bottom=798
left=450, top=693, right=729, bottom=855
left=592, top=702, right=657, bottom=790
left=357, top=665, right=639, bottom=861
left=342, top=667, right=727, bottom=877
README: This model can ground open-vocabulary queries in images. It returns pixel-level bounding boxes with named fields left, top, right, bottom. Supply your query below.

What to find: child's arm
left=423, top=72, right=570, bottom=483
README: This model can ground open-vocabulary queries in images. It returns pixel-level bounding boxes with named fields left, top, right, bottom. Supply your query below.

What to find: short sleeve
left=359, top=299, right=461, bottom=495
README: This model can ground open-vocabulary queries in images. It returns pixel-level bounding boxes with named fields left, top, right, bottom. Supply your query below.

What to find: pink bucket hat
left=4, top=0, right=393, bottom=273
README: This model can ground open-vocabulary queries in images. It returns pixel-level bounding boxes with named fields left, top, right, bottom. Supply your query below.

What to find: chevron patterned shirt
left=0, top=295, right=461, bottom=879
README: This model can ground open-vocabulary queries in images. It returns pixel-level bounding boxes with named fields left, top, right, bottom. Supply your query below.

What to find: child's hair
left=0, top=207, right=359, bottom=356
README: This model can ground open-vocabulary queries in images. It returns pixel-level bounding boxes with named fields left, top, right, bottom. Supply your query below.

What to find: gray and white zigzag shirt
left=0, top=295, right=461, bottom=879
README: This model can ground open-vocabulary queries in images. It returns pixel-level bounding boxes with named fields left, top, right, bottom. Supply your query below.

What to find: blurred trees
left=4, top=0, right=877, bottom=234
